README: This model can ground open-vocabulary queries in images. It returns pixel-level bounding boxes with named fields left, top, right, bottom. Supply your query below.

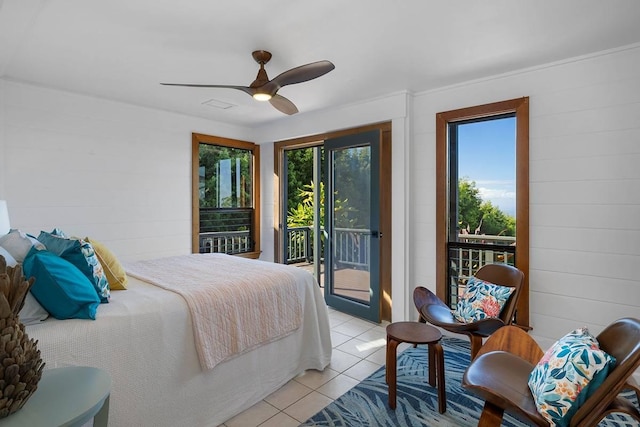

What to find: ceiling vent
left=201, top=98, right=235, bottom=109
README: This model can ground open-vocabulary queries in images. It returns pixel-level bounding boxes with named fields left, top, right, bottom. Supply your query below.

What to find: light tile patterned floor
left=219, top=308, right=406, bottom=427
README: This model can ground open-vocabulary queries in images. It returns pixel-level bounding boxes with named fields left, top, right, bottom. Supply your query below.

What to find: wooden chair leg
left=386, top=337, right=399, bottom=409
left=470, top=335, right=484, bottom=360
left=478, top=401, right=505, bottom=427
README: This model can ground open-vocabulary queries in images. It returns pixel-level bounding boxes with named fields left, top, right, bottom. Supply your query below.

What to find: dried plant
left=0, top=255, right=44, bottom=418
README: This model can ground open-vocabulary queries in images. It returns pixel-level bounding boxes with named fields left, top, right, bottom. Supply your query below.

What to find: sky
left=457, top=116, right=516, bottom=217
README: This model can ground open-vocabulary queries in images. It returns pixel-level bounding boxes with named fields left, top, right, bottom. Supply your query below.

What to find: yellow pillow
left=85, top=237, right=128, bottom=290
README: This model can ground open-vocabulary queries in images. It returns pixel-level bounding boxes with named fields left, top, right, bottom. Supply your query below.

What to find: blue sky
left=457, top=116, right=516, bottom=216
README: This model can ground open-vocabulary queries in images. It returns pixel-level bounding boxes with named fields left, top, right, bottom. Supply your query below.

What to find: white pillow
left=0, top=246, right=49, bottom=324
left=0, top=229, right=45, bottom=262
left=19, top=292, right=49, bottom=325
left=0, top=247, right=17, bottom=267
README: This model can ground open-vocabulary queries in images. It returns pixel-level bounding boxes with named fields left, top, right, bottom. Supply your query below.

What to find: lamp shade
left=0, top=201, right=10, bottom=236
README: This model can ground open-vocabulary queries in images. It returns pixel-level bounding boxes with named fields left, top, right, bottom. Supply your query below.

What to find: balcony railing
left=447, top=233, right=516, bottom=308
left=199, top=227, right=514, bottom=305
left=284, top=226, right=370, bottom=269
left=199, top=230, right=251, bottom=255
left=287, top=227, right=313, bottom=263
left=198, top=207, right=254, bottom=254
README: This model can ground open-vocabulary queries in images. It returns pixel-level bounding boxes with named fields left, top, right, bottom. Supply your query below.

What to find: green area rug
left=300, top=337, right=639, bottom=427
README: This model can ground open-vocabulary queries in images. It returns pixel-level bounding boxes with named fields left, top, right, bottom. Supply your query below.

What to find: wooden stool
left=386, top=321, right=446, bottom=413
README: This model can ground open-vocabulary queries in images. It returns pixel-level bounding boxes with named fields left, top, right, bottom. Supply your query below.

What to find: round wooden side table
left=0, top=366, right=111, bottom=427
left=386, top=321, right=446, bottom=413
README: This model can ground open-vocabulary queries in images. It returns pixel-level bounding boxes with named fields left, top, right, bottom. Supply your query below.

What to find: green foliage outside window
left=286, top=146, right=368, bottom=230
left=199, top=144, right=252, bottom=208
left=458, top=178, right=515, bottom=237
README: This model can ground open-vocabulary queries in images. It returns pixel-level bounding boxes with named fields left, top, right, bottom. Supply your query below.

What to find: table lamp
left=0, top=200, right=10, bottom=235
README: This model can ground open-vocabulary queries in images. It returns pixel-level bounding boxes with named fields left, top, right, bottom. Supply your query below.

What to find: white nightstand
left=0, top=366, right=111, bottom=427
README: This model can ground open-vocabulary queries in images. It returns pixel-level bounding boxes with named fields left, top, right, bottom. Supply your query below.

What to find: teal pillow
left=23, top=249, right=100, bottom=320
left=452, top=276, right=515, bottom=323
left=527, top=328, right=616, bottom=426
left=37, top=231, right=110, bottom=303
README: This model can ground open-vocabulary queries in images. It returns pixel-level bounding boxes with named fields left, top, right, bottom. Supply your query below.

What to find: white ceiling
left=2, top=0, right=640, bottom=126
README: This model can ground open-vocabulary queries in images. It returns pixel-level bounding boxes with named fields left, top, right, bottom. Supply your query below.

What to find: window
left=192, top=133, right=260, bottom=258
left=436, top=98, right=529, bottom=328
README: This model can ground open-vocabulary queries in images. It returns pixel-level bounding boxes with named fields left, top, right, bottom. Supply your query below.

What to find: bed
left=25, top=253, right=332, bottom=427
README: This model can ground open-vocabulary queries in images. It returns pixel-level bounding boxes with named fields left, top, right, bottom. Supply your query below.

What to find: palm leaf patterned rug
left=300, top=336, right=639, bottom=427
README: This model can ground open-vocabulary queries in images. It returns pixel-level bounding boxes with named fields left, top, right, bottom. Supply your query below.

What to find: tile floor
left=219, top=308, right=411, bottom=427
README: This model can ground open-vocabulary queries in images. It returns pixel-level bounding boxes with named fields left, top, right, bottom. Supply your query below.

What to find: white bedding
left=125, top=254, right=303, bottom=370
left=25, top=257, right=332, bottom=427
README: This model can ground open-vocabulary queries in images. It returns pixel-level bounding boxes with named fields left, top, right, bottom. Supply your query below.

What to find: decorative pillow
left=23, top=248, right=100, bottom=320
left=37, top=231, right=110, bottom=303
left=85, top=237, right=128, bottom=290
left=528, top=328, right=616, bottom=426
left=0, top=229, right=46, bottom=262
left=452, top=276, right=515, bottom=323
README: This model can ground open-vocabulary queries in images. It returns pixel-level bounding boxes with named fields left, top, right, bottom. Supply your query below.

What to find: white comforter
left=25, top=257, right=332, bottom=427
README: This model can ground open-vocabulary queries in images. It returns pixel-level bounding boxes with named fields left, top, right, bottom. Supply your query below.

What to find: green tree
left=285, top=145, right=373, bottom=229
left=286, top=181, right=357, bottom=229
left=458, top=179, right=483, bottom=233
left=287, top=181, right=324, bottom=228
left=458, top=178, right=515, bottom=237
left=286, top=148, right=319, bottom=213
left=199, top=144, right=252, bottom=208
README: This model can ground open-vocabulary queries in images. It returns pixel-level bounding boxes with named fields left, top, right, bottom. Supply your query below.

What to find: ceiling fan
left=161, top=50, right=335, bottom=115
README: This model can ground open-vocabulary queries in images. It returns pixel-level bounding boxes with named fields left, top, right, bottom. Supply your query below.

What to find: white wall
left=0, top=80, right=253, bottom=260
left=411, top=44, right=640, bottom=348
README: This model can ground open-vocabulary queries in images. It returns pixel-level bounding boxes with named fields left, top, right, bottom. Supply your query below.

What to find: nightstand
left=0, top=366, right=110, bottom=427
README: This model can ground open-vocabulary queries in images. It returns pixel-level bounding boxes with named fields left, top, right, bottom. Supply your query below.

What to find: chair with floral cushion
left=462, top=318, right=640, bottom=426
left=415, top=263, right=524, bottom=360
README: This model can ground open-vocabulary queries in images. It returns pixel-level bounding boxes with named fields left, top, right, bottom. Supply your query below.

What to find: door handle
left=371, top=231, right=382, bottom=238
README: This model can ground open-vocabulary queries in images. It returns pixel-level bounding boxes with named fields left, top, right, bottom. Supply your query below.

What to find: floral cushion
left=451, top=276, right=515, bottom=323
left=37, top=230, right=110, bottom=303
left=527, top=328, right=616, bottom=426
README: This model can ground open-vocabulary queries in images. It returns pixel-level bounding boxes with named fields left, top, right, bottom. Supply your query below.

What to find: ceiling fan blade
left=269, top=94, right=298, bottom=115
left=160, top=83, right=256, bottom=97
left=266, top=60, right=335, bottom=91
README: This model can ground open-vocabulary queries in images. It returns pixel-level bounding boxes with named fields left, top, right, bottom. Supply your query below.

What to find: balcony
left=448, top=234, right=516, bottom=308
left=284, top=226, right=370, bottom=269
left=197, top=207, right=254, bottom=254
left=199, top=226, right=515, bottom=309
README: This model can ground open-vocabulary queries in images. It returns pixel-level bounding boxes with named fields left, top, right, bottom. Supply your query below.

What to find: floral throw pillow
left=451, top=276, right=515, bottom=323
left=527, top=328, right=616, bottom=426
left=38, top=230, right=111, bottom=303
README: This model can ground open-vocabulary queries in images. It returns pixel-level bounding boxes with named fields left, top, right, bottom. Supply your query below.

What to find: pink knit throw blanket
left=125, top=253, right=302, bottom=370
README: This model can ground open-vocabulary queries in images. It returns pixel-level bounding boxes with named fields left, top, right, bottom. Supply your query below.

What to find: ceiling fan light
left=253, top=92, right=272, bottom=101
